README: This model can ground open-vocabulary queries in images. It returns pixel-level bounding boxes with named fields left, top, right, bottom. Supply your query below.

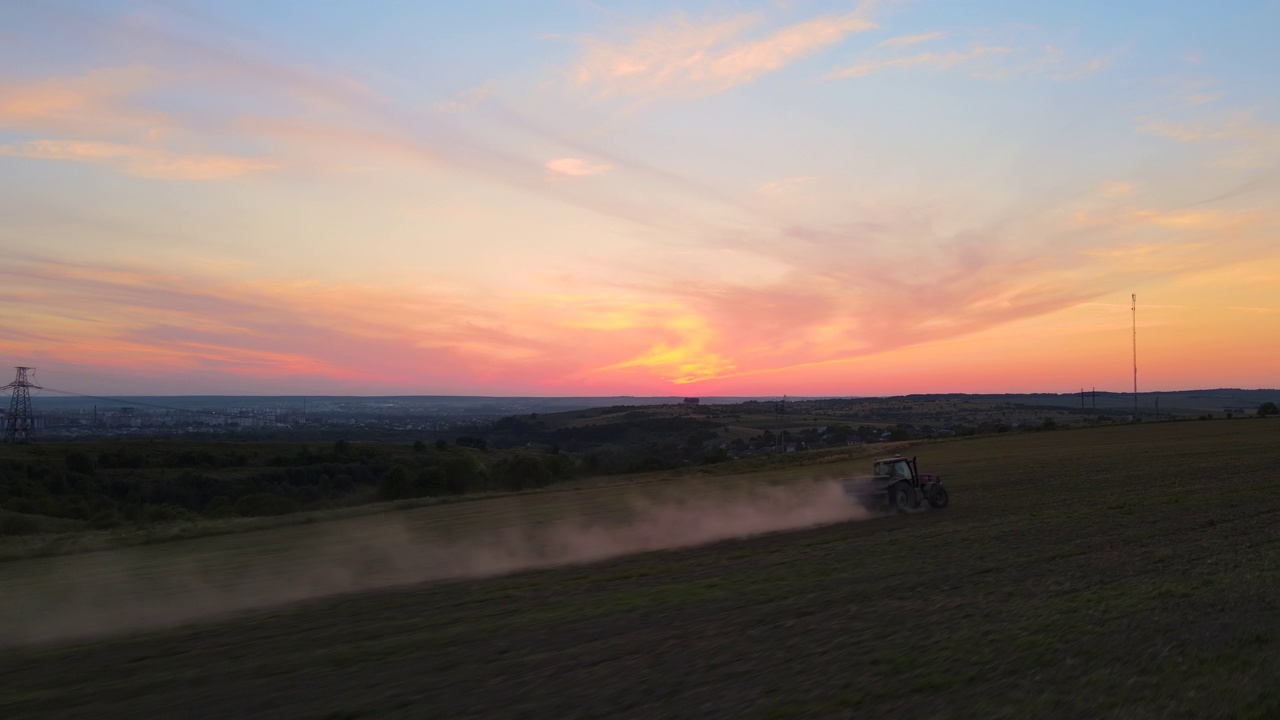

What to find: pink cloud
left=0, top=139, right=276, bottom=180
left=545, top=157, right=613, bottom=177
left=574, top=8, right=876, bottom=98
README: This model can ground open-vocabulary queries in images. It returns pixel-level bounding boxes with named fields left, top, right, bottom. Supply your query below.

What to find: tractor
left=842, top=456, right=949, bottom=513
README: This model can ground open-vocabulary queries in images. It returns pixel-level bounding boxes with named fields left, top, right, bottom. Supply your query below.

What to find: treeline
left=0, top=439, right=577, bottom=534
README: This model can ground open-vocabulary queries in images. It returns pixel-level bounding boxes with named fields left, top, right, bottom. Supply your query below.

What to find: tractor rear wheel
left=888, top=482, right=913, bottom=512
left=928, top=484, right=950, bottom=509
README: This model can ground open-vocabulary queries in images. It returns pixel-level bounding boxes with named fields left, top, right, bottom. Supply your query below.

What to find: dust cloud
left=0, top=479, right=871, bottom=646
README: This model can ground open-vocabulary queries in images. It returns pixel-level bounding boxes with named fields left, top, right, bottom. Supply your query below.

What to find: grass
left=0, top=440, right=889, bottom=562
left=0, top=419, right=1277, bottom=719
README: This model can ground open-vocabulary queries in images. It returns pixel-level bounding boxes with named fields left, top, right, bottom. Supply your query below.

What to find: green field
left=1, top=419, right=1277, bottom=718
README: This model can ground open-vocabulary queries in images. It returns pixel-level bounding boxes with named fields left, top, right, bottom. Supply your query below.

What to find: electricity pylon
left=3, top=367, right=40, bottom=443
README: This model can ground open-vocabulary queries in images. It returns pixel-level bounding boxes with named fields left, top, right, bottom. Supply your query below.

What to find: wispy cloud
left=875, top=31, right=945, bottom=49
left=0, top=66, right=166, bottom=135
left=545, top=157, right=613, bottom=177
left=1135, top=110, right=1280, bottom=169
left=828, top=45, right=1010, bottom=79
left=573, top=8, right=876, bottom=98
left=1135, top=117, right=1206, bottom=142
left=756, top=176, right=816, bottom=198
left=1183, top=92, right=1222, bottom=106
left=0, top=140, right=276, bottom=180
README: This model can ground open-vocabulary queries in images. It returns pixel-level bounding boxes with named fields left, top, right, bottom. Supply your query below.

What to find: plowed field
left=2, top=420, right=1278, bottom=719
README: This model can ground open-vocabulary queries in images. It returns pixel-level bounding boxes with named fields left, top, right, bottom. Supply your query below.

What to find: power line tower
left=1131, top=294, right=1138, bottom=419
left=3, top=367, right=41, bottom=444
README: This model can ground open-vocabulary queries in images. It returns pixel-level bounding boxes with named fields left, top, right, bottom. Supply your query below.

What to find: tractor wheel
left=928, top=484, right=950, bottom=509
left=888, top=482, right=913, bottom=512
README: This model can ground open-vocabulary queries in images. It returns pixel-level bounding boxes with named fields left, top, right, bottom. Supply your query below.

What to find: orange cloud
left=0, top=140, right=276, bottom=180
left=756, top=176, right=817, bottom=198
left=545, top=157, right=613, bottom=177
left=4, top=231, right=1279, bottom=396
left=0, top=66, right=165, bottom=135
left=574, top=8, right=876, bottom=98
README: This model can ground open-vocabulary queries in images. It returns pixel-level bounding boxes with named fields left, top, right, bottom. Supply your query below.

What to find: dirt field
left=1, top=420, right=1278, bottom=719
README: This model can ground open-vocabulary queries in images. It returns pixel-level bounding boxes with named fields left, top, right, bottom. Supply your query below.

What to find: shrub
left=0, top=514, right=40, bottom=536
left=65, top=451, right=95, bottom=475
left=89, top=509, right=125, bottom=529
left=235, top=493, right=300, bottom=517
left=441, top=453, right=486, bottom=494
left=416, top=467, right=447, bottom=496
left=378, top=466, right=414, bottom=500
left=501, top=455, right=552, bottom=491
left=143, top=503, right=195, bottom=524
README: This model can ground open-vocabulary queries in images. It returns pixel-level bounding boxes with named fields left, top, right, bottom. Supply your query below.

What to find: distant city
left=1, top=395, right=758, bottom=439
left=4, top=389, right=1276, bottom=441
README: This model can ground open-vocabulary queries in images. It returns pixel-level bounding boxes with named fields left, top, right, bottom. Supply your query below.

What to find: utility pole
left=1132, top=294, right=1138, bottom=419
left=3, top=367, right=40, bottom=443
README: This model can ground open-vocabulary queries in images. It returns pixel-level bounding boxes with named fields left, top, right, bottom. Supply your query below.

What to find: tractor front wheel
left=888, top=482, right=913, bottom=512
left=928, top=484, right=950, bottom=509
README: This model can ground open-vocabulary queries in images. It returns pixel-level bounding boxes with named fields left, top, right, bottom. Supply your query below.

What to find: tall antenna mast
left=3, top=367, right=41, bottom=443
left=1132, top=294, right=1138, bottom=419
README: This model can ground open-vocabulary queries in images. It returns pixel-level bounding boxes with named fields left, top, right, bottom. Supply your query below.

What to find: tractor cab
left=874, top=457, right=915, bottom=483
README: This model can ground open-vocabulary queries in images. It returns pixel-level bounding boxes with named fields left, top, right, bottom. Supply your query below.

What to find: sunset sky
left=2, top=0, right=1277, bottom=396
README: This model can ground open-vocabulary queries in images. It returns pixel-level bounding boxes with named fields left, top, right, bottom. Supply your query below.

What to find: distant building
left=683, top=398, right=700, bottom=405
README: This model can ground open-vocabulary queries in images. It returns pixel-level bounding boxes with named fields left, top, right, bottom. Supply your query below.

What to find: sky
left=1, top=0, right=1278, bottom=397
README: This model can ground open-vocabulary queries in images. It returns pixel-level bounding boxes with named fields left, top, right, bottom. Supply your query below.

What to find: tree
left=416, top=467, right=447, bottom=496
left=502, top=455, right=552, bottom=491
left=456, top=436, right=488, bottom=451
left=235, top=493, right=299, bottom=517
left=64, top=451, right=95, bottom=476
left=378, top=465, right=414, bottom=500
left=1258, top=402, right=1279, bottom=417
left=441, top=453, right=486, bottom=494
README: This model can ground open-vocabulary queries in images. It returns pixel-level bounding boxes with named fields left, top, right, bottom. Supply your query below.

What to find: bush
left=456, top=436, right=488, bottom=451
left=0, top=514, right=40, bottom=536
left=65, top=451, right=95, bottom=475
left=378, top=466, right=414, bottom=500
left=143, top=503, right=195, bottom=524
left=235, top=493, right=300, bottom=517
left=501, top=455, right=552, bottom=491
left=441, top=453, right=486, bottom=494
left=416, top=467, right=447, bottom=496
left=88, top=509, right=125, bottom=529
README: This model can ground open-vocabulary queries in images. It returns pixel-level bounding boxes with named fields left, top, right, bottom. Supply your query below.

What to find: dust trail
left=0, top=479, right=870, bottom=646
